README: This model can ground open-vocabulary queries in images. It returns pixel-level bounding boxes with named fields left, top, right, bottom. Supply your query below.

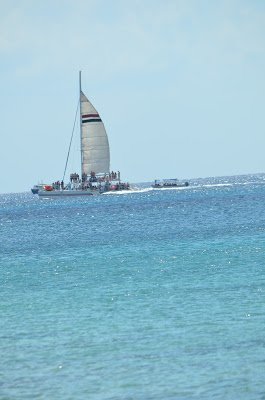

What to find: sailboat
left=36, top=72, right=129, bottom=197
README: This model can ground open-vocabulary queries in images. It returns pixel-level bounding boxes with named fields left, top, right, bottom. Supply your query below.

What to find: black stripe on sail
left=82, top=118, right=102, bottom=123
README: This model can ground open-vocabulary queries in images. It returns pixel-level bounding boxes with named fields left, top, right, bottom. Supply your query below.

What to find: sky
left=1, top=0, right=265, bottom=193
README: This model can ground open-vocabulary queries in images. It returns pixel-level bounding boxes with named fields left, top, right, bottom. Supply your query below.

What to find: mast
left=79, top=70, right=83, bottom=178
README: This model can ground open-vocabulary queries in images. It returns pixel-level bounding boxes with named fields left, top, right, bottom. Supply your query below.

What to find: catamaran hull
left=38, top=190, right=98, bottom=197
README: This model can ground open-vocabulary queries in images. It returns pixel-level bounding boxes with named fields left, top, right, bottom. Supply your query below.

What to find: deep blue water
left=1, top=174, right=265, bottom=399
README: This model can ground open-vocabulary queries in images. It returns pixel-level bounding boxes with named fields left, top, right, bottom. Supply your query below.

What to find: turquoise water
left=1, top=175, right=265, bottom=399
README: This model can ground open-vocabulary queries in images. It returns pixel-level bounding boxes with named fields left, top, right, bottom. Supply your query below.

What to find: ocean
left=1, top=174, right=265, bottom=399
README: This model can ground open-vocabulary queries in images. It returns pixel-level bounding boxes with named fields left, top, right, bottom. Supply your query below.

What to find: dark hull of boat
left=152, top=182, right=189, bottom=188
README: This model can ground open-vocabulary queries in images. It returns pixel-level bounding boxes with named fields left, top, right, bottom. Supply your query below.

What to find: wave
left=200, top=183, right=233, bottom=188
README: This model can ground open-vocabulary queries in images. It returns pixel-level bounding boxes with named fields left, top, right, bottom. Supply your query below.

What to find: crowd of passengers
left=52, top=171, right=129, bottom=191
left=70, top=171, right=121, bottom=183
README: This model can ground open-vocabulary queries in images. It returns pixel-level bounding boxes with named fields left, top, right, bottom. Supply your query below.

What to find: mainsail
left=80, top=91, right=110, bottom=175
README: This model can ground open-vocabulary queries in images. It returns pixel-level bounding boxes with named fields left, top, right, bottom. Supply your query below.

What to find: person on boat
left=70, top=173, right=79, bottom=183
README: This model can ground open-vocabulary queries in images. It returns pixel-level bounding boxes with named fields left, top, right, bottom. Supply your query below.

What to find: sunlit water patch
left=1, top=174, right=265, bottom=399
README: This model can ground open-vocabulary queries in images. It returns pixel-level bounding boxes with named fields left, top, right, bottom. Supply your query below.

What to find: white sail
left=80, top=91, right=110, bottom=175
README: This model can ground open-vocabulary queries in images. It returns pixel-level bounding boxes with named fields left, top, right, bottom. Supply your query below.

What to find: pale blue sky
left=1, top=0, right=265, bottom=193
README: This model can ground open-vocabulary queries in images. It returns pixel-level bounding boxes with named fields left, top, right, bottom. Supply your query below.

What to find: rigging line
left=62, top=99, right=80, bottom=182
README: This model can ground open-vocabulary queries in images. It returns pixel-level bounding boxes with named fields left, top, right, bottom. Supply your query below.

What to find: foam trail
left=201, top=183, right=233, bottom=188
